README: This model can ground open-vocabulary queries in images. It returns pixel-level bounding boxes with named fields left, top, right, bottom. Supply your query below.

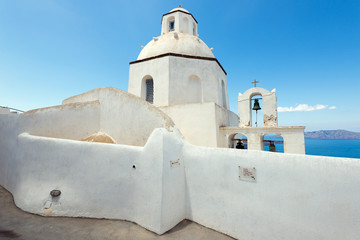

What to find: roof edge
left=161, top=10, right=198, bottom=24
left=129, top=53, right=227, bottom=75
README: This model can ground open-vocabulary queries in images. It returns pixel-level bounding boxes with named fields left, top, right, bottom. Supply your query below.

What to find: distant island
left=304, top=130, right=360, bottom=139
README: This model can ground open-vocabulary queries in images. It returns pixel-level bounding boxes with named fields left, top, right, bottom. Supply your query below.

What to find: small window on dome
left=193, top=23, right=196, bottom=35
left=169, top=20, right=175, bottom=32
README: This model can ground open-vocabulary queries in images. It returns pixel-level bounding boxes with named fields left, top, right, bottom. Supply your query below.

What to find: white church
left=0, top=7, right=359, bottom=240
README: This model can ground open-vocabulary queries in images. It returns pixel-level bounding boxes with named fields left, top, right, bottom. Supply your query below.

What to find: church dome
left=170, top=7, right=189, bottom=13
left=137, top=32, right=215, bottom=60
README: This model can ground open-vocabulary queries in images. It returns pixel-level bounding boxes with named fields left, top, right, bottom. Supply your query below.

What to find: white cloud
left=278, top=104, right=336, bottom=112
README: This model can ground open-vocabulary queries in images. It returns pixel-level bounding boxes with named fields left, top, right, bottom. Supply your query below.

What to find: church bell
left=252, top=99, right=261, bottom=111
left=269, top=141, right=277, bottom=152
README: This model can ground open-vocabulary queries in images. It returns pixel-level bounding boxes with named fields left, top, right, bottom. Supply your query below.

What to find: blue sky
left=0, top=0, right=359, bottom=131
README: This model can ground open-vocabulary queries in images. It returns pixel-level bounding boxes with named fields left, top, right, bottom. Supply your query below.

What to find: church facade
left=0, top=7, right=359, bottom=240
left=128, top=7, right=238, bottom=147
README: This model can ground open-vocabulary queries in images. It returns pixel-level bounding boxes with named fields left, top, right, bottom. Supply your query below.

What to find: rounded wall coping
left=220, top=126, right=306, bottom=135
left=22, top=100, right=100, bottom=115
left=238, top=87, right=274, bottom=101
left=62, top=87, right=175, bottom=130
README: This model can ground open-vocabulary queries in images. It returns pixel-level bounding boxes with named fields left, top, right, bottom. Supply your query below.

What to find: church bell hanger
left=252, top=98, right=261, bottom=127
left=252, top=99, right=261, bottom=111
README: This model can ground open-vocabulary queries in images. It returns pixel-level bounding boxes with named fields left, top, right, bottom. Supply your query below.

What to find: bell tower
left=221, top=82, right=305, bottom=154
left=238, top=85, right=278, bottom=127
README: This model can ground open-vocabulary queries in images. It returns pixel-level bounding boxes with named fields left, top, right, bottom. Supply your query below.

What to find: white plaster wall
left=0, top=107, right=11, bottom=114
left=281, top=130, right=306, bottom=154
left=228, top=110, right=239, bottom=126
left=183, top=144, right=360, bottom=240
left=18, top=101, right=101, bottom=141
left=262, top=89, right=278, bottom=126
left=218, top=72, right=229, bottom=109
left=160, top=127, right=187, bottom=229
left=160, top=103, right=218, bottom=147
left=129, top=56, right=228, bottom=109
left=160, top=103, right=237, bottom=148
left=3, top=128, right=185, bottom=235
left=12, top=87, right=175, bottom=148
left=0, top=114, right=19, bottom=190
left=215, top=106, right=239, bottom=147
left=168, top=57, right=227, bottom=108
left=63, top=87, right=175, bottom=146
left=129, top=58, right=170, bottom=106
left=1, top=116, right=359, bottom=239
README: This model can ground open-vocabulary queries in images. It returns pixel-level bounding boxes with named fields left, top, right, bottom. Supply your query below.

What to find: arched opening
left=141, top=75, right=154, bottom=104
left=183, top=17, right=189, bottom=33
left=221, top=80, right=226, bottom=108
left=250, top=94, right=263, bottom=127
left=263, top=134, right=284, bottom=153
left=229, top=133, right=248, bottom=149
left=168, top=16, right=175, bottom=32
left=187, top=75, right=202, bottom=103
left=238, top=87, right=278, bottom=127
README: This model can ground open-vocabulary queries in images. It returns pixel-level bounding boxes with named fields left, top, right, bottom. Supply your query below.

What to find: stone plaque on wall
left=238, top=166, right=256, bottom=182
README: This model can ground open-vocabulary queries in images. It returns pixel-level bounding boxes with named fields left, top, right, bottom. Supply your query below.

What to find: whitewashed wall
left=160, top=103, right=218, bottom=147
left=183, top=144, right=360, bottom=240
left=129, top=56, right=228, bottom=109
left=168, top=57, right=227, bottom=108
left=63, top=87, right=175, bottom=146
left=1, top=113, right=359, bottom=239
left=129, top=58, right=171, bottom=106
left=0, top=114, right=19, bottom=190
left=1, top=128, right=186, bottom=235
left=18, top=101, right=101, bottom=141
left=160, top=102, right=237, bottom=147
left=16, top=87, right=174, bottom=147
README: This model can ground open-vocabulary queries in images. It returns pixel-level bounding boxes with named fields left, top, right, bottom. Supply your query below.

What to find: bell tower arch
left=238, top=87, right=278, bottom=127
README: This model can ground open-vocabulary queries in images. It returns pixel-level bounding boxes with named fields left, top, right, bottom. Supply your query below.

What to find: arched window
left=183, top=17, right=189, bottom=33
left=187, top=75, right=202, bottom=103
left=263, top=134, right=284, bottom=153
left=168, top=17, right=175, bottom=32
left=229, top=133, right=248, bottom=149
left=221, top=80, right=226, bottom=108
left=193, top=22, right=197, bottom=35
left=145, top=78, right=154, bottom=103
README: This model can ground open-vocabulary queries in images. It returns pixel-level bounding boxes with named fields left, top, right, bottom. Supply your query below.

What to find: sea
left=262, top=137, right=360, bottom=159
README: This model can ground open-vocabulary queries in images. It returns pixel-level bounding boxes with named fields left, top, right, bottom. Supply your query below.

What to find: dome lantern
left=129, top=7, right=228, bottom=110
left=161, top=7, right=198, bottom=36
